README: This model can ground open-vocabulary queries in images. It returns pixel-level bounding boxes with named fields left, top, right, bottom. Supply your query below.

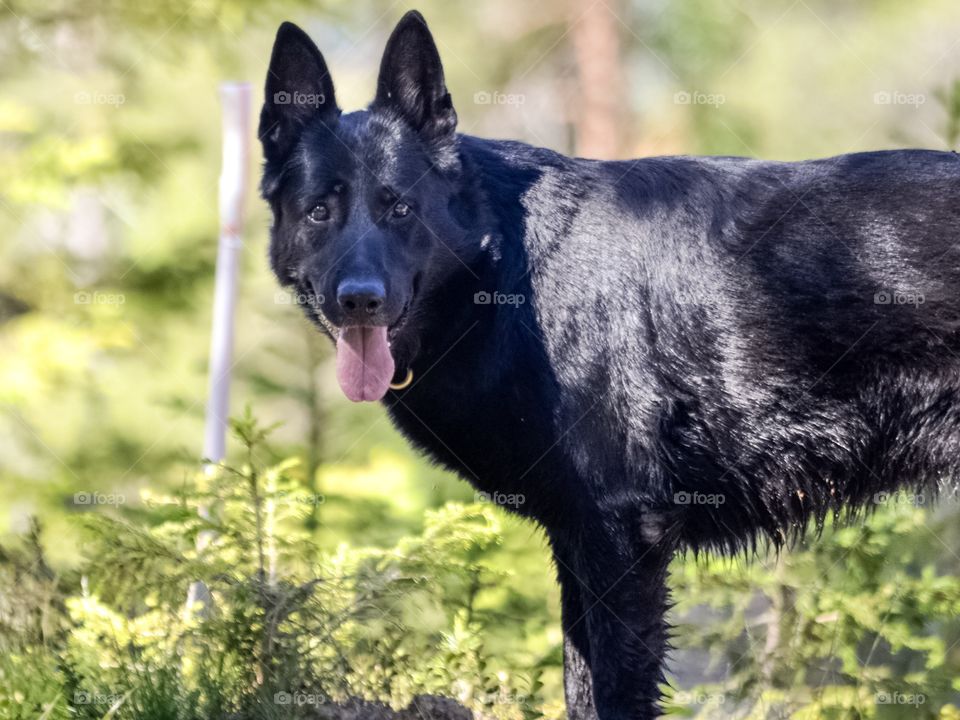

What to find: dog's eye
left=307, top=203, right=330, bottom=224
left=391, top=201, right=411, bottom=219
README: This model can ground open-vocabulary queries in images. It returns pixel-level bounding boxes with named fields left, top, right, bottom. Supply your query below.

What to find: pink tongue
left=335, top=326, right=395, bottom=402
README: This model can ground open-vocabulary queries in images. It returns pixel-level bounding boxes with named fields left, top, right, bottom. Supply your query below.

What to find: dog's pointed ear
left=374, top=11, right=457, bottom=141
left=259, top=22, right=339, bottom=163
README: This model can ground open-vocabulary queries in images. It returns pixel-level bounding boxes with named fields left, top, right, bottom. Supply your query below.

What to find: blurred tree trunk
left=569, top=0, right=626, bottom=159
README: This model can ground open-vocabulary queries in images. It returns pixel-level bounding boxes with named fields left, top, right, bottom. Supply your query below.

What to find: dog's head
left=259, top=12, right=475, bottom=402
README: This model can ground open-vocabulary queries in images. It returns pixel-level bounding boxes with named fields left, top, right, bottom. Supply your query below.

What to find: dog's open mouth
left=334, top=282, right=417, bottom=403
left=335, top=325, right=395, bottom=403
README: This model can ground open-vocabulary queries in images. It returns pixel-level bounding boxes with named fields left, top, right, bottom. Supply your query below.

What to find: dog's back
left=503, top=145, right=960, bottom=548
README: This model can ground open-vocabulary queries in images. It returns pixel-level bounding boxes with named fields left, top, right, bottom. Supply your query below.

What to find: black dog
left=259, top=12, right=960, bottom=719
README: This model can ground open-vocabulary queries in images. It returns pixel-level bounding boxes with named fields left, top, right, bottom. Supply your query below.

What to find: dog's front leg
left=569, top=525, right=674, bottom=720
left=553, top=549, right=600, bottom=720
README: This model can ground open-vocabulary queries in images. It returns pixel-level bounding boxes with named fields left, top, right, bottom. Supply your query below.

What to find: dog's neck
left=412, top=138, right=546, bottom=381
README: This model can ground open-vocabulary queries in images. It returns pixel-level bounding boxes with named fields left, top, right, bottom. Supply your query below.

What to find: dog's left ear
left=260, top=22, right=339, bottom=164
left=374, top=11, right=457, bottom=143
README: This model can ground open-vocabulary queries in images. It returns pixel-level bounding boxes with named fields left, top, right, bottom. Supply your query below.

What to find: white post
left=206, top=81, right=251, bottom=461
left=185, top=82, right=251, bottom=618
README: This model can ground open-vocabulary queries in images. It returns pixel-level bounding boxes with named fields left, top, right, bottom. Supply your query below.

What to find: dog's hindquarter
left=720, top=150, right=960, bottom=536
left=658, top=150, right=960, bottom=548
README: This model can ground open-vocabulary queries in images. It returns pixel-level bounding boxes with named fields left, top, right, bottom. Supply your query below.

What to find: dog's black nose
left=337, top=278, right=386, bottom=319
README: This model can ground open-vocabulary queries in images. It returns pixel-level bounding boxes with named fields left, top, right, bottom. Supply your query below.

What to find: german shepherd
left=259, top=11, right=960, bottom=718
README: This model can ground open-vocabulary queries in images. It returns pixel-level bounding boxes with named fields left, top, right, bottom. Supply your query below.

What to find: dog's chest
left=385, top=380, right=566, bottom=512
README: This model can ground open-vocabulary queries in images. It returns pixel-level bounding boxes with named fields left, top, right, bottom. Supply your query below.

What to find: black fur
left=259, top=12, right=960, bottom=719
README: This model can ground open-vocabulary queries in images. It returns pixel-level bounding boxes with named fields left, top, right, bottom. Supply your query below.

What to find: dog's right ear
left=259, top=22, right=339, bottom=163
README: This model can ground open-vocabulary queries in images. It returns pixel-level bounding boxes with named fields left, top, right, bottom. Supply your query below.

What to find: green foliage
left=5, top=419, right=960, bottom=719
left=0, top=417, right=543, bottom=720
left=669, top=499, right=960, bottom=718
